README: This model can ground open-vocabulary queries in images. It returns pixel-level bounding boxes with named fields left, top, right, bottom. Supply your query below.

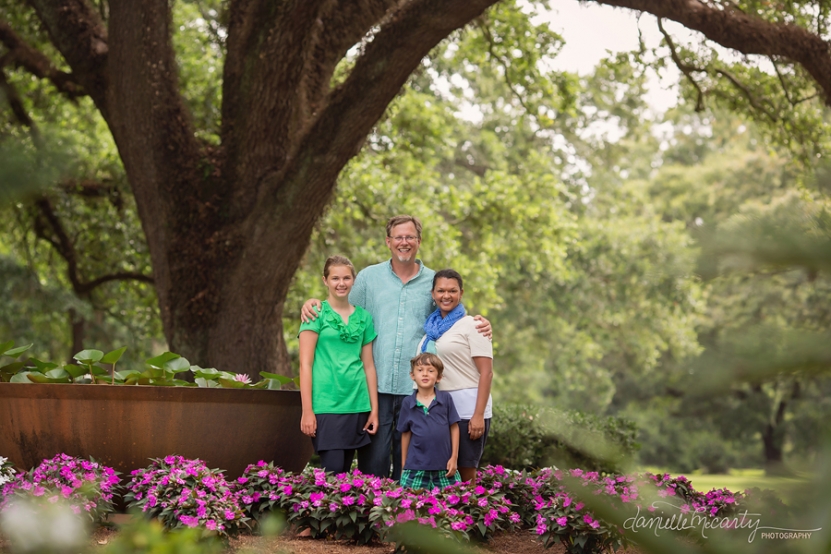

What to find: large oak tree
left=2, top=0, right=831, bottom=377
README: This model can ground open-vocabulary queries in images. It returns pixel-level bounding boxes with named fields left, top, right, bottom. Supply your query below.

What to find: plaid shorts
left=400, top=469, right=461, bottom=490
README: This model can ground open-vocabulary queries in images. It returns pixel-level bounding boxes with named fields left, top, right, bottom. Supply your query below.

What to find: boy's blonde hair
left=410, top=352, right=444, bottom=378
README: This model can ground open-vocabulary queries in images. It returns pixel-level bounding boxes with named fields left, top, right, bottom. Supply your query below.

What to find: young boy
left=396, top=352, right=461, bottom=490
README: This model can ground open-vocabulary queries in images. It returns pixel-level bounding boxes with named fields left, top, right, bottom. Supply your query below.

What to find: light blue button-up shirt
left=349, top=260, right=435, bottom=395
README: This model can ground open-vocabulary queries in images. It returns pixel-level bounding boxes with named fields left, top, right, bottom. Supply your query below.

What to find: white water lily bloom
left=0, top=456, right=15, bottom=486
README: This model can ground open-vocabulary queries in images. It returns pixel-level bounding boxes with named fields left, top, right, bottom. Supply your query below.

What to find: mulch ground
left=0, top=523, right=648, bottom=554
left=225, top=529, right=557, bottom=554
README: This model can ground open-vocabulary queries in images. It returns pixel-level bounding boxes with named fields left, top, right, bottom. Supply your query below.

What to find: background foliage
left=2, top=0, right=831, bottom=476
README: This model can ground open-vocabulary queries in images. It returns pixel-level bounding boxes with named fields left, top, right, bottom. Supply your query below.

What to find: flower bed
left=0, top=453, right=789, bottom=554
left=0, top=454, right=119, bottom=522
left=123, top=456, right=249, bottom=537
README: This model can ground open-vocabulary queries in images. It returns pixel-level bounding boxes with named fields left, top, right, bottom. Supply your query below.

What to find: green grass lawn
left=645, top=468, right=811, bottom=504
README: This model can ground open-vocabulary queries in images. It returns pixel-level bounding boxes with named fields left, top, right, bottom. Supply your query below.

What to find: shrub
left=530, top=468, right=635, bottom=554
left=236, top=465, right=516, bottom=545
left=234, top=461, right=293, bottom=521
left=279, top=467, right=388, bottom=543
left=124, top=456, right=249, bottom=537
left=0, top=454, right=119, bottom=522
left=482, top=403, right=639, bottom=473
left=367, top=480, right=515, bottom=544
left=478, top=465, right=796, bottom=554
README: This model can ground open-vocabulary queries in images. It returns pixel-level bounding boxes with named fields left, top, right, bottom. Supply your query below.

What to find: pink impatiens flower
left=179, top=515, right=199, bottom=528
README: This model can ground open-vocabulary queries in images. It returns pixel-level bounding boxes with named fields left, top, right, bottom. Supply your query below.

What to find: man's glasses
left=389, top=235, right=419, bottom=243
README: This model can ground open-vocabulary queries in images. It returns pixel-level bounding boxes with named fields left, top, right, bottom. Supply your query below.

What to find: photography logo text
left=623, top=501, right=821, bottom=543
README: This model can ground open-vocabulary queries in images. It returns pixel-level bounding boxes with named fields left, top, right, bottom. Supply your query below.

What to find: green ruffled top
left=298, top=301, right=377, bottom=414
left=321, top=301, right=372, bottom=343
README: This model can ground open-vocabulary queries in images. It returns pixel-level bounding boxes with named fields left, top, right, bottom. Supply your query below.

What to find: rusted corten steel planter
left=0, top=383, right=312, bottom=477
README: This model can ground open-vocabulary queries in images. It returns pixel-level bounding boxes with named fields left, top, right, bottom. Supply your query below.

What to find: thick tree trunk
left=166, top=222, right=306, bottom=379
left=761, top=389, right=788, bottom=476
left=23, top=0, right=510, bottom=377
left=761, top=421, right=784, bottom=472
left=25, top=0, right=831, bottom=382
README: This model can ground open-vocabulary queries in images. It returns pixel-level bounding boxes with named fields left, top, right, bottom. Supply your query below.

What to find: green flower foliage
left=124, top=456, right=249, bottom=538
left=1, top=454, right=119, bottom=524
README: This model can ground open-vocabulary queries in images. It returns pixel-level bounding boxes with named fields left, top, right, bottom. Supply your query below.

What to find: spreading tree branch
left=309, top=1, right=402, bottom=106
left=455, top=158, right=489, bottom=178
left=0, top=18, right=85, bottom=98
left=771, top=57, right=795, bottom=105
left=33, top=196, right=83, bottom=292
left=657, top=18, right=706, bottom=112
left=33, top=196, right=153, bottom=295
left=0, top=66, right=37, bottom=128
left=478, top=17, right=535, bottom=116
left=658, top=16, right=779, bottom=121
left=221, top=0, right=335, bottom=182
left=220, top=2, right=415, bottom=217
left=80, top=271, right=154, bottom=292
left=254, top=0, right=501, bottom=238
left=193, top=0, right=225, bottom=48
left=58, top=179, right=124, bottom=210
left=25, top=1, right=108, bottom=112
left=769, top=57, right=821, bottom=106
left=713, top=67, right=779, bottom=123
left=590, top=0, right=831, bottom=105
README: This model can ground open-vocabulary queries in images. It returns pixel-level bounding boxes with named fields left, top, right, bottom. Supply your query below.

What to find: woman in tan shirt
left=417, top=269, right=493, bottom=485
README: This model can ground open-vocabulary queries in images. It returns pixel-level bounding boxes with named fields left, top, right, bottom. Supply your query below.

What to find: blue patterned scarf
left=421, top=303, right=466, bottom=353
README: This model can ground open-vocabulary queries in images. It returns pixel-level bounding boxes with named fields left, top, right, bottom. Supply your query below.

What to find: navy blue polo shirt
left=397, top=389, right=460, bottom=471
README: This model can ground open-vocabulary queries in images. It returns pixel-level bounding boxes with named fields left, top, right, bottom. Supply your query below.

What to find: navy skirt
left=311, top=412, right=372, bottom=451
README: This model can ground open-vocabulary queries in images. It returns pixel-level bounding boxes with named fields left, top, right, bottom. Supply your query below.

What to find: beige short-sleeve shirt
left=417, top=316, right=493, bottom=391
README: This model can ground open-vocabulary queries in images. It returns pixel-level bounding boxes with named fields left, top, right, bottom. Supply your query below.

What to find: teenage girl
left=299, top=255, right=379, bottom=473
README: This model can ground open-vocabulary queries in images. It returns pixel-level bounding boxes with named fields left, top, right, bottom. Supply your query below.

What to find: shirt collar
left=411, top=388, right=442, bottom=405
left=385, top=259, right=425, bottom=279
